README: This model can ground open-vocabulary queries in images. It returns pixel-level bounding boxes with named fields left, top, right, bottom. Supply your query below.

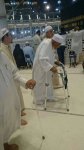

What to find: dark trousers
left=69, top=56, right=76, bottom=67
left=57, top=46, right=65, bottom=64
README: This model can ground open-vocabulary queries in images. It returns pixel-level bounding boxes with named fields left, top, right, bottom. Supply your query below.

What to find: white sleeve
left=13, top=72, right=28, bottom=88
left=40, top=57, right=53, bottom=72
left=2, top=52, right=28, bottom=88
left=11, top=63, right=28, bottom=88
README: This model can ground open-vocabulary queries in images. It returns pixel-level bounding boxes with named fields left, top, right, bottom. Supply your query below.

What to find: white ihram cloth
left=32, top=38, right=55, bottom=103
left=0, top=42, right=25, bottom=110
left=0, top=52, right=28, bottom=150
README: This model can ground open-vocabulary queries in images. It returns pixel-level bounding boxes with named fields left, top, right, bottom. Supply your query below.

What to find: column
left=0, top=0, right=7, bottom=29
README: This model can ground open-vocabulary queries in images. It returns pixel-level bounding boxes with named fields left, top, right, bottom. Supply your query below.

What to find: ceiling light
left=12, top=31, right=15, bottom=35
left=55, top=8, right=59, bottom=11
left=58, top=0, right=61, bottom=4
left=43, top=1, right=47, bottom=4
left=46, top=5, right=50, bottom=10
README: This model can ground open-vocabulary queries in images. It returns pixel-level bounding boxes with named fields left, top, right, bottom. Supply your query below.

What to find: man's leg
left=73, top=56, right=76, bottom=67
left=4, top=143, right=19, bottom=150
left=69, top=57, right=71, bottom=67
left=21, top=110, right=26, bottom=116
left=82, top=61, right=84, bottom=70
left=74, top=56, right=76, bottom=66
left=21, top=119, right=27, bottom=126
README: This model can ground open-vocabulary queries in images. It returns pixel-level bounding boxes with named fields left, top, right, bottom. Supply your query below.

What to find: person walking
left=32, top=34, right=63, bottom=105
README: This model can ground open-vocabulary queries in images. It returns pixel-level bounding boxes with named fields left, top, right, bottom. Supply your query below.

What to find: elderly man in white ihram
left=0, top=28, right=28, bottom=125
left=0, top=52, right=36, bottom=150
left=0, top=33, right=36, bottom=149
left=32, top=34, right=63, bottom=105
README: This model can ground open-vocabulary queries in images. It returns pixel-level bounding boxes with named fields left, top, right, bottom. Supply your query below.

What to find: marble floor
left=9, top=64, right=84, bottom=150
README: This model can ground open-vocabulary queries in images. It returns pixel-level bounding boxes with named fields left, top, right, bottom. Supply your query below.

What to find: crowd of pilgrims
left=0, top=25, right=84, bottom=150
left=13, top=28, right=66, bottom=69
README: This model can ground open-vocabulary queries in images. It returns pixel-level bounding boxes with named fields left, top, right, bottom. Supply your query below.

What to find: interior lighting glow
left=55, top=8, right=59, bottom=11
left=11, top=2, right=16, bottom=5
left=28, top=30, right=30, bottom=33
left=58, top=0, right=61, bottom=4
left=12, top=31, right=15, bottom=35
left=21, top=31, right=24, bottom=34
left=43, top=1, right=47, bottom=4
left=27, top=2, right=30, bottom=4
left=46, top=5, right=50, bottom=10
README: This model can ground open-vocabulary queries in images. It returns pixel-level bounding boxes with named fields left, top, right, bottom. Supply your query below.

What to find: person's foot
left=21, top=119, right=27, bottom=126
left=4, top=143, right=19, bottom=150
left=21, top=111, right=26, bottom=116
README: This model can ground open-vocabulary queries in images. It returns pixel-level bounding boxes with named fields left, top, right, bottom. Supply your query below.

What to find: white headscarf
left=0, top=28, right=9, bottom=39
left=45, top=26, right=53, bottom=33
left=52, top=34, right=63, bottom=44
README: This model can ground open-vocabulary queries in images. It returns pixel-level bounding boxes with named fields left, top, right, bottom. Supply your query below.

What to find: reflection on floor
left=9, top=64, right=84, bottom=150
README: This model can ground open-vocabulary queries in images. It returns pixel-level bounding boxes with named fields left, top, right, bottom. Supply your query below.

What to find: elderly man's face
left=52, top=40, right=61, bottom=49
left=46, top=30, right=54, bottom=38
left=5, top=33, right=13, bottom=44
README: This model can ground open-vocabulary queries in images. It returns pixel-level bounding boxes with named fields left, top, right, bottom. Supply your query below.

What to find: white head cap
left=25, top=41, right=30, bottom=46
left=0, top=28, right=9, bottom=39
left=52, top=34, right=63, bottom=44
left=25, top=41, right=29, bottom=44
left=45, top=26, right=53, bottom=33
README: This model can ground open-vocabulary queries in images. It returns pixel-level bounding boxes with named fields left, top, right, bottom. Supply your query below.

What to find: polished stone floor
left=9, top=64, right=84, bottom=150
